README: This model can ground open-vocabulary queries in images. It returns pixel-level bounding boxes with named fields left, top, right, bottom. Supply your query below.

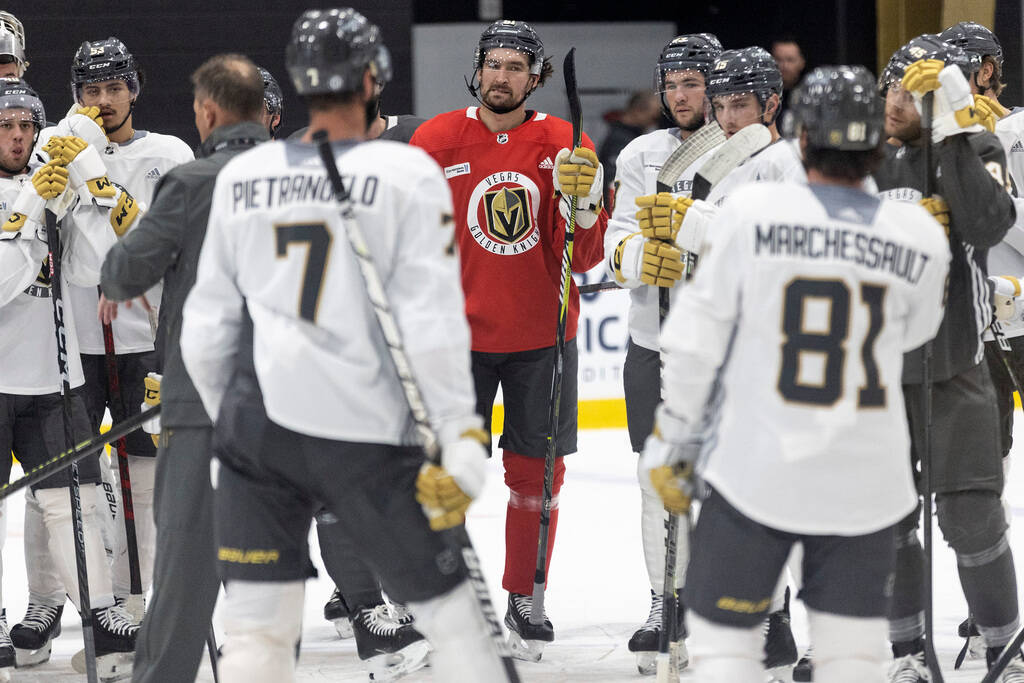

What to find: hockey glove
left=635, top=192, right=689, bottom=242
left=931, top=66, right=986, bottom=143
left=974, top=94, right=1008, bottom=133
left=44, top=135, right=113, bottom=197
left=640, top=405, right=701, bottom=515
left=110, top=189, right=140, bottom=237
left=640, top=239, right=685, bottom=287
left=990, top=275, right=1023, bottom=322
left=416, top=425, right=489, bottom=531
left=900, top=59, right=944, bottom=96
left=140, top=372, right=162, bottom=448
left=32, top=161, right=69, bottom=200
left=553, top=146, right=603, bottom=229
left=55, top=105, right=108, bottom=149
left=919, top=196, right=950, bottom=235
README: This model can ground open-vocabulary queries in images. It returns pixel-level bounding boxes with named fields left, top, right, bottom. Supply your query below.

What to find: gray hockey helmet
left=285, top=8, right=392, bottom=97
left=878, top=33, right=976, bottom=95
left=783, top=65, right=882, bottom=151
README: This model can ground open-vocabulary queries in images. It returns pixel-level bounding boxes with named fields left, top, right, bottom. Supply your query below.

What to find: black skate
left=11, top=602, right=62, bottom=667
left=627, top=590, right=688, bottom=675
left=324, top=588, right=354, bottom=639
left=763, top=607, right=797, bottom=670
left=504, top=592, right=554, bottom=663
left=0, top=611, right=13, bottom=680
left=988, top=644, right=1024, bottom=683
left=353, top=603, right=430, bottom=681
left=71, top=605, right=137, bottom=682
left=793, top=645, right=814, bottom=681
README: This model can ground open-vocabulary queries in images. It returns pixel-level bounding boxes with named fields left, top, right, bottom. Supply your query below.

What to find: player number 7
left=275, top=222, right=332, bottom=323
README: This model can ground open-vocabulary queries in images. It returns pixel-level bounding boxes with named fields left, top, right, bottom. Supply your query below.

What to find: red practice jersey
left=411, top=107, right=607, bottom=353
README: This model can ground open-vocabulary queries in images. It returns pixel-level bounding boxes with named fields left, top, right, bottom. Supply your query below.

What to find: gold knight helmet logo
left=484, top=187, right=533, bottom=244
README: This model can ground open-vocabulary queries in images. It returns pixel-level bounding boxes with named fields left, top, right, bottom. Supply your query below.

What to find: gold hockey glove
left=648, top=462, right=696, bottom=516
left=110, top=189, right=140, bottom=236
left=919, top=196, right=950, bottom=235
left=32, top=161, right=69, bottom=200
left=640, top=239, right=685, bottom=287
left=635, top=192, right=694, bottom=242
left=901, top=59, right=944, bottom=96
left=416, top=427, right=489, bottom=531
left=972, top=94, right=1007, bottom=133
left=555, top=146, right=600, bottom=197
left=141, top=372, right=162, bottom=448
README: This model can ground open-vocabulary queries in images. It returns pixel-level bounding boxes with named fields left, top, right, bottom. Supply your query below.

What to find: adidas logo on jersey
left=145, top=167, right=161, bottom=181
left=1012, top=140, right=1024, bottom=153
left=538, top=156, right=554, bottom=170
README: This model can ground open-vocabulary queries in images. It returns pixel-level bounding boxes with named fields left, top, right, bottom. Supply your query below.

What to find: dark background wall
left=16, top=1, right=414, bottom=147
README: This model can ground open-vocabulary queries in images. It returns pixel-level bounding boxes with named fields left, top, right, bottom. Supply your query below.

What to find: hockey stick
left=691, top=123, right=772, bottom=201
left=0, top=403, right=159, bottom=502
left=654, top=122, right=725, bottom=193
left=919, top=90, right=945, bottom=683
left=578, top=280, right=622, bottom=294
left=207, top=627, right=220, bottom=682
left=44, top=208, right=99, bottom=683
left=98, top=294, right=143, bottom=606
left=312, top=130, right=521, bottom=683
left=531, top=46, right=582, bottom=631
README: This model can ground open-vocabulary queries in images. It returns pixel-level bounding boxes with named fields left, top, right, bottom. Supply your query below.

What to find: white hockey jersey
left=0, top=161, right=119, bottom=394
left=704, top=137, right=806, bottom=207
left=68, top=131, right=193, bottom=354
left=181, top=139, right=477, bottom=445
left=990, top=111, right=1024, bottom=338
left=604, top=127, right=721, bottom=351
left=660, top=181, right=950, bottom=534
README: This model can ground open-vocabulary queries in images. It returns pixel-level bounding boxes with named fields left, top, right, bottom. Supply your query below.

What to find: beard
left=482, top=86, right=528, bottom=115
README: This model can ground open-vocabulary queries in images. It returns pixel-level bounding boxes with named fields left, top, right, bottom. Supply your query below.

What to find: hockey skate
left=988, top=645, right=1024, bottom=683
left=792, top=645, right=813, bottom=681
left=114, top=594, right=146, bottom=625
left=11, top=603, right=62, bottom=667
left=628, top=590, right=688, bottom=675
left=887, top=652, right=930, bottom=682
left=504, top=592, right=554, bottom=663
left=324, top=587, right=354, bottom=639
left=352, top=603, right=430, bottom=681
left=0, top=611, right=13, bottom=681
left=71, top=605, right=138, bottom=682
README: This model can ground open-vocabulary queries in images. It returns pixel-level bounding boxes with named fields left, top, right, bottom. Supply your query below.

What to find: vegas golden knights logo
left=483, top=187, right=533, bottom=244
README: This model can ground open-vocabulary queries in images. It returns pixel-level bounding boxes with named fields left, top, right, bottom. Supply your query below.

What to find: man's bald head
left=191, top=54, right=264, bottom=141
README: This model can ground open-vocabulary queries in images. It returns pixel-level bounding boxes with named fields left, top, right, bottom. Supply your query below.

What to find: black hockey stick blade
left=564, top=48, right=582, bottom=149
left=579, top=280, right=624, bottom=294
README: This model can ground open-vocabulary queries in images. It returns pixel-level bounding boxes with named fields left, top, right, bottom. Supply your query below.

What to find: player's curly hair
left=537, top=56, right=554, bottom=86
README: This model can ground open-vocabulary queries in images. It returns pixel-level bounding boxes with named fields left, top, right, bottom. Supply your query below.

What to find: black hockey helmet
left=258, top=66, right=283, bottom=138
left=878, top=33, right=976, bottom=95
left=286, top=8, right=392, bottom=97
left=783, top=65, right=882, bottom=151
left=0, top=77, right=44, bottom=130
left=473, top=20, right=544, bottom=75
left=939, top=21, right=1002, bottom=66
left=654, top=33, right=722, bottom=119
left=707, top=47, right=783, bottom=123
left=71, top=37, right=139, bottom=103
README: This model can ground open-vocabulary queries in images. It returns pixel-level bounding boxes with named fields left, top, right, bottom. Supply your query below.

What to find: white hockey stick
left=691, top=123, right=773, bottom=200
left=655, top=121, right=726, bottom=193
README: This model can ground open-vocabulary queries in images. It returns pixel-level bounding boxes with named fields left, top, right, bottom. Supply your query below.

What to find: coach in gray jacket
left=100, top=53, right=269, bottom=683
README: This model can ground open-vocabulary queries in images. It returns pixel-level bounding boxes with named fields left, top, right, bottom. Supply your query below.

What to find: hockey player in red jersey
left=411, top=19, right=608, bottom=662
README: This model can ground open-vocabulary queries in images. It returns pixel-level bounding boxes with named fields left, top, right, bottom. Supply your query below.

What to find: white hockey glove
left=1, top=161, right=69, bottom=240
left=416, top=418, right=489, bottom=531
left=930, top=66, right=986, bottom=143
left=554, top=146, right=603, bottom=229
left=140, top=372, right=162, bottom=448
left=990, top=275, right=1024, bottom=322
left=56, top=105, right=108, bottom=149
left=639, top=405, right=701, bottom=515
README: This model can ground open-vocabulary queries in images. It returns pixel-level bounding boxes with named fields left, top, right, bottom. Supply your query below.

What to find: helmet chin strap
left=103, top=99, right=135, bottom=138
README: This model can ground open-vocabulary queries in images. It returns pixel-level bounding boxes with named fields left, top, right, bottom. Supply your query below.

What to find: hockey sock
left=23, top=489, right=65, bottom=607
left=35, top=484, right=115, bottom=612
left=936, top=491, right=1019, bottom=647
left=110, top=455, right=156, bottom=596
left=315, top=509, right=384, bottom=609
left=688, top=613, right=763, bottom=682
left=409, top=580, right=508, bottom=681
left=637, top=456, right=687, bottom=592
left=887, top=513, right=925, bottom=643
left=809, top=608, right=887, bottom=683
left=220, top=580, right=304, bottom=683
left=501, top=451, right=565, bottom=595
